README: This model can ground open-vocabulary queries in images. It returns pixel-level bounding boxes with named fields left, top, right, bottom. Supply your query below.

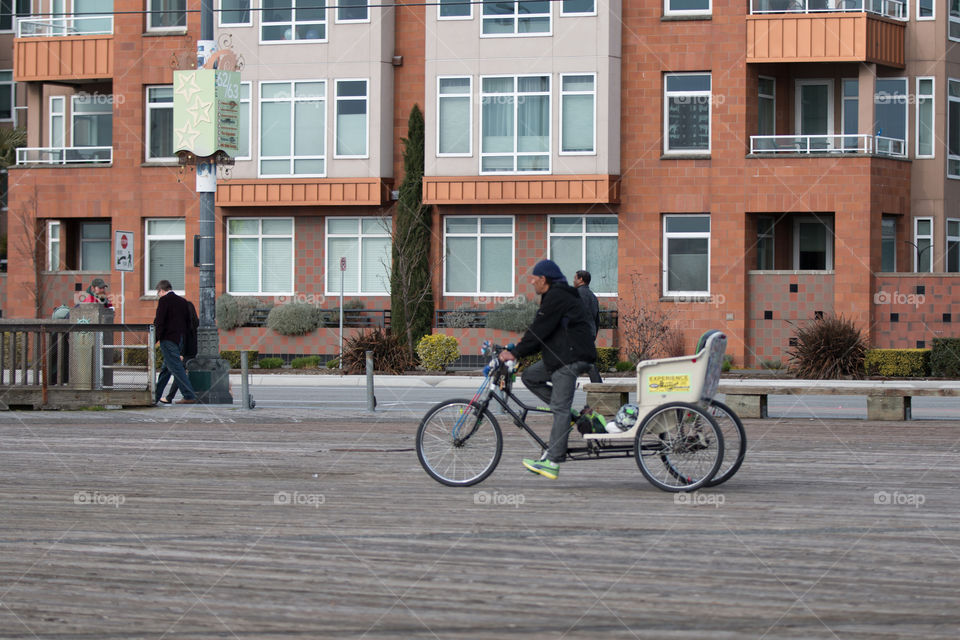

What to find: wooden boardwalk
left=0, top=410, right=958, bottom=638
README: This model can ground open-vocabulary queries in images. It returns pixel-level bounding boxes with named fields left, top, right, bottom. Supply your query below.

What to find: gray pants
left=521, top=360, right=590, bottom=463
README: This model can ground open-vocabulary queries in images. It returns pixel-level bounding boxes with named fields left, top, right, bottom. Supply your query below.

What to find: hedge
left=931, top=338, right=960, bottom=377
left=864, top=349, right=931, bottom=377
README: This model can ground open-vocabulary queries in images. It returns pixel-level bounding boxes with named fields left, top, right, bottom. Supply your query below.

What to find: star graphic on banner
left=187, top=98, right=213, bottom=127
left=176, top=72, right=202, bottom=102
left=175, top=125, right=200, bottom=151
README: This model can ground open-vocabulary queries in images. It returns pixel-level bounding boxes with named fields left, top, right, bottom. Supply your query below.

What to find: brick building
left=3, top=0, right=958, bottom=365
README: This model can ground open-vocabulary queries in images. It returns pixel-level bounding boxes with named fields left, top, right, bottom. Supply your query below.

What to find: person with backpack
left=156, top=297, right=199, bottom=404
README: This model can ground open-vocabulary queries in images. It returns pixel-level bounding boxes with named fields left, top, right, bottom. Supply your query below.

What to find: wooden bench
left=584, top=379, right=960, bottom=420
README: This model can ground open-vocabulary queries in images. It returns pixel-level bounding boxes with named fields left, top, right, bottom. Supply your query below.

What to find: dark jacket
left=577, top=284, right=600, bottom=338
left=154, top=291, right=193, bottom=345
left=512, top=282, right=597, bottom=373
left=182, top=300, right=200, bottom=359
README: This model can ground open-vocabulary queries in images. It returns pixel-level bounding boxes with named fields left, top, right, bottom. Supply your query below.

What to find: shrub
left=721, top=354, right=734, bottom=373
left=216, top=294, right=263, bottom=330
left=485, top=298, right=538, bottom=332
left=267, top=303, right=324, bottom=336
left=787, top=314, right=866, bottom=379
left=930, top=338, right=960, bottom=377
left=864, top=349, right=931, bottom=377
left=761, top=359, right=782, bottom=370
left=258, top=357, right=284, bottom=369
left=326, top=358, right=341, bottom=369
left=596, top=347, right=619, bottom=372
left=290, top=355, right=322, bottom=369
left=615, top=360, right=635, bottom=372
left=443, top=305, right=476, bottom=329
left=342, top=328, right=417, bottom=374
left=416, top=334, right=460, bottom=371
left=344, top=299, right=365, bottom=310
left=219, top=350, right=260, bottom=369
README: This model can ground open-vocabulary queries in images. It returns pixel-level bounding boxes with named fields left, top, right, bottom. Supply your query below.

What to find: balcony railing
left=16, top=146, right=113, bottom=165
left=16, top=15, right=114, bottom=37
left=749, top=134, right=906, bottom=157
left=750, top=0, right=905, bottom=19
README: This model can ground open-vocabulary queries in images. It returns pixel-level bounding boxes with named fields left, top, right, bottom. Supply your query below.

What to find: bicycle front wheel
left=634, top=402, right=723, bottom=492
left=703, top=400, right=747, bottom=487
left=416, top=399, right=503, bottom=487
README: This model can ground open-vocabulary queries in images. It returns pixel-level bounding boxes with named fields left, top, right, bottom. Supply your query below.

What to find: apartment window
left=757, top=216, right=774, bottom=270
left=47, top=221, right=61, bottom=271
left=335, top=79, right=368, bottom=157
left=444, top=216, right=514, bottom=295
left=664, top=73, right=711, bottom=154
left=259, top=80, right=325, bottom=177
left=842, top=79, right=858, bottom=149
left=947, top=220, right=960, bottom=272
left=337, top=0, right=367, bottom=21
left=219, top=0, right=251, bottom=25
left=914, top=218, right=933, bottom=272
left=950, top=79, right=960, bottom=177
left=227, top=218, right=294, bottom=294
left=439, top=0, right=471, bottom=18
left=236, top=82, right=251, bottom=159
left=80, top=221, right=111, bottom=271
left=875, top=78, right=907, bottom=153
left=146, top=86, right=174, bottom=161
left=561, top=0, right=594, bottom=13
left=262, top=0, right=326, bottom=41
left=560, top=74, right=595, bottom=154
left=916, top=77, right=934, bottom=158
left=438, top=77, right=471, bottom=156
left=0, top=0, right=31, bottom=31
left=481, top=75, right=550, bottom=173
left=145, top=219, right=185, bottom=292
left=0, top=71, right=12, bottom=121
left=663, top=214, right=710, bottom=296
left=482, top=0, right=550, bottom=36
left=325, top=217, right=392, bottom=295
left=50, top=96, right=65, bottom=147
left=881, top=216, right=897, bottom=272
left=0, top=169, right=6, bottom=211
left=548, top=216, right=617, bottom=294
left=794, top=217, right=833, bottom=270
left=665, top=0, right=710, bottom=16
left=71, top=95, right=112, bottom=148
left=147, top=0, right=186, bottom=31
left=952, top=0, right=960, bottom=40
left=918, top=0, right=934, bottom=18
left=758, top=76, right=775, bottom=137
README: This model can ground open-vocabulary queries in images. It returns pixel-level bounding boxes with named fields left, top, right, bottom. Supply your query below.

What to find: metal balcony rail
left=16, top=15, right=114, bottom=37
left=16, top=146, right=113, bottom=165
left=750, top=0, right=905, bottom=19
left=750, top=134, right=907, bottom=157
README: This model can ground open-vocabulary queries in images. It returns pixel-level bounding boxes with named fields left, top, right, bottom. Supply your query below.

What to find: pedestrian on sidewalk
left=574, top=270, right=603, bottom=384
left=153, top=280, right=198, bottom=405
left=157, top=297, right=199, bottom=404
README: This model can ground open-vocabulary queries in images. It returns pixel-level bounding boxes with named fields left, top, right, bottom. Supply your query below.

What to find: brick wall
left=746, top=272, right=835, bottom=367
left=873, top=275, right=960, bottom=348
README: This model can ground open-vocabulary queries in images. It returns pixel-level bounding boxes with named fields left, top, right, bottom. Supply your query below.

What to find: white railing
left=16, top=15, right=114, bottom=37
left=750, top=0, right=906, bottom=19
left=750, top=134, right=907, bottom=157
left=16, top=146, right=113, bottom=165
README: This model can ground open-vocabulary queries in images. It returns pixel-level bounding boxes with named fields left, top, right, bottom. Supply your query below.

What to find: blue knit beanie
left=532, top=259, right=566, bottom=283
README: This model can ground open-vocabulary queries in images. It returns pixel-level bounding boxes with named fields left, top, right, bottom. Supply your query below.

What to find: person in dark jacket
left=574, top=270, right=603, bottom=384
left=157, top=298, right=199, bottom=404
left=499, top=259, right=597, bottom=479
left=153, top=280, right=198, bottom=404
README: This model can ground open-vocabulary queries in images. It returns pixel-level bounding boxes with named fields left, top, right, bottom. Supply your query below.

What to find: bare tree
left=619, top=273, right=681, bottom=363
left=11, top=186, right=48, bottom=318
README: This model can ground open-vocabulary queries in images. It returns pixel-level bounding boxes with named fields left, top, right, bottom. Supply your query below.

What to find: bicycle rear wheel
left=634, top=402, right=723, bottom=492
left=416, top=399, right=503, bottom=487
left=703, top=400, right=747, bottom=487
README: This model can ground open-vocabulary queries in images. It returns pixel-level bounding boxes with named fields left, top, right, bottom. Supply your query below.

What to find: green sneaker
left=522, top=458, right=559, bottom=479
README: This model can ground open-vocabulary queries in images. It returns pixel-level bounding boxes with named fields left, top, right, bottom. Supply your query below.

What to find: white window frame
left=70, top=93, right=111, bottom=148
left=914, top=217, right=933, bottom=272
left=952, top=0, right=960, bottom=41
left=258, top=79, right=326, bottom=178
left=662, top=214, right=711, bottom=297
left=335, top=0, right=369, bottom=23
left=438, top=0, right=472, bottom=19
left=481, top=0, right=552, bottom=37
left=794, top=78, right=834, bottom=142
left=758, top=75, right=775, bottom=137
left=442, top=215, right=515, bottom=296
left=841, top=77, right=858, bottom=148
left=47, top=220, right=60, bottom=271
left=0, top=70, right=13, bottom=122
left=49, top=95, right=65, bottom=148
left=916, top=76, right=935, bottom=159
left=145, top=84, right=175, bottom=162
left=950, top=79, right=960, bottom=177
left=480, top=74, right=551, bottom=174
left=757, top=215, right=774, bottom=270
left=560, top=72, right=596, bottom=156
left=218, top=0, right=252, bottom=26
left=226, top=217, right=295, bottom=296
left=664, top=0, right=711, bottom=17
left=881, top=215, right=897, bottom=272
left=792, top=217, right=834, bottom=270
left=260, top=0, right=327, bottom=43
left=324, top=217, right=392, bottom=296
left=1, top=0, right=32, bottom=33
left=334, top=78, right=369, bottom=159
left=147, top=0, right=187, bottom=32
left=664, top=72, right=712, bottom=156
left=947, top=218, right=960, bottom=272
left=79, top=221, right=111, bottom=271
left=875, top=77, right=908, bottom=154
left=560, top=0, right=596, bottom=16
left=144, top=218, right=185, bottom=294
left=547, top=215, right=618, bottom=296
left=917, top=0, right=934, bottom=19
left=236, top=81, right=252, bottom=160
left=437, top=76, right=472, bottom=157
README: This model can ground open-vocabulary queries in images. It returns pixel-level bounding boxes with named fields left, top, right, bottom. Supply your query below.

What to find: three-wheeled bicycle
left=416, top=330, right=746, bottom=492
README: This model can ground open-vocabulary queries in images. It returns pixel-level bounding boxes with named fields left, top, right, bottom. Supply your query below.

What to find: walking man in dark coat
left=153, top=280, right=198, bottom=404
left=574, top=270, right=603, bottom=383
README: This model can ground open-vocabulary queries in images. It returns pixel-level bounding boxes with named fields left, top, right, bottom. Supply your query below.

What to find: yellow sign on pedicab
left=647, top=374, right=691, bottom=393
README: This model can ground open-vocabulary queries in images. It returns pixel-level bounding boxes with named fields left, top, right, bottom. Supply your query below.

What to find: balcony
left=14, top=16, right=114, bottom=82
left=746, top=0, right=905, bottom=68
left=749, top=134, right=905, bottom=157
left=16, top=146, right=113, bottom=165
left=422, top=175, right=621, bottom=205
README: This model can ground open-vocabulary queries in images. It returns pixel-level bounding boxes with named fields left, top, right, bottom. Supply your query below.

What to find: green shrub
left=761, top=359, right=782, bottom=370
left=326, top=358, right=341, bottom=369
left=865, top=349, right=931, bottom=377
left=219, top=350, right=260, bottom=369
left=342, top=328, right=417, bottom=374
left=258, top=357, right=284, bottom=369
left=931, top=338, right=960, bottom=377
left=267, top=303, right=324, bottom=336
left=788, top=314, right=866, bottom=379
left=216, top=294, right=264, bottom=330
left=615, top=360, right=634, bottom=372
left=722, top=354, right=734, bottom=373
left=596, top=347, right=619, bottom=372
left=290, top=355, right=322, bottom=369
left=485, top=298, right=538, bottom=332
left=416, top=334, right=460, bottom=371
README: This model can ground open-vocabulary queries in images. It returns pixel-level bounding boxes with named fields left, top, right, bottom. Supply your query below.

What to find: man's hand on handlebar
left=498, top=350, right=517, bottom=363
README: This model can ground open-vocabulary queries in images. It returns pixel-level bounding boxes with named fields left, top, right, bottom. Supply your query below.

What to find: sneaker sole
left=522, top=460, right=558, bottom=480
